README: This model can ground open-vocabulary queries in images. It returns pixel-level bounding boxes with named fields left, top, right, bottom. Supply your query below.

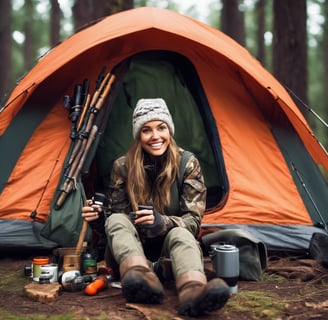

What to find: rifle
left=55, top=69, right=115, bottom=209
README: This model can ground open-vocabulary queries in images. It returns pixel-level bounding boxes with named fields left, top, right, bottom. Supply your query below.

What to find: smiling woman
left=82, top=95, right=230, bottom=316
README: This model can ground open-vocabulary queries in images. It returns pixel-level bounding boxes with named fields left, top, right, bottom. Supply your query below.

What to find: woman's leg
left=105, top=213, right=164, bottom=303
left=162, top=227, right=230, bottom=317
left=161, top=227, right=204, bottom=278
left=105, top=213, right=144, bottom=264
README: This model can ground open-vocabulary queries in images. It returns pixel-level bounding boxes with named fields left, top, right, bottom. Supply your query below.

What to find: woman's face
left=139, top=120, right=171, bottom=157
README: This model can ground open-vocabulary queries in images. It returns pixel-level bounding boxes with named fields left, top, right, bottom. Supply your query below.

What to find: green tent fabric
left=95, top=52, right=223, bottom=205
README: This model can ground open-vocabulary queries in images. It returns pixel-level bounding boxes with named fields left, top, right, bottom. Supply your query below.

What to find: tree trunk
left=322, top=1, right=328, bottom=109
left=72, top=0, right=93, bottom=31
left=94, top=0, right=134, bottom=18
left=50, top=0, right=61, bottom=48
left=221, top=0, right=245, bottom=46
left=24, top=0, right=35, bottom=71
left=272, top=0, right=308, bottom=116
left=320, top=0, right=328, bottom=148
left=73, top=0, right=134, bottom=31
left=256, top=0, right=265, bottom=65
left=0, top=0, right=12, bottom=99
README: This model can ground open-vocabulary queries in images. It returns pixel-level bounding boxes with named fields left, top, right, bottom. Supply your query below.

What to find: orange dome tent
left=0, top=7, right=327, bottom=250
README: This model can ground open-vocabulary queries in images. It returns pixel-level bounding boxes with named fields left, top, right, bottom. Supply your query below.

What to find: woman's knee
left=166, top=227, right=197, bottom=247
left=105, top=213, right=132, bottom=232
left=168, top=227, right=194, bottom=238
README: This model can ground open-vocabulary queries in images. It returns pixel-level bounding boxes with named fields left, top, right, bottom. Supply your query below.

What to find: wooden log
left=24, top=282, right=62, bottom=303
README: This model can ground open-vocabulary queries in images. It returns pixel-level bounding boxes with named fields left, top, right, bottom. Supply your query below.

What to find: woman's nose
left=151, top=129, right=160, bottom=139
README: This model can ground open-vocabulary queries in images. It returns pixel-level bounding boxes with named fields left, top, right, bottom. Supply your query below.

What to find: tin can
left=82, top=253, right=97, bottom=275
left=24, top=264, right=32, bottom=277
left=40, top=263, right=58, bottom=283
left=210, top=244, right=239, bottom=294
left=32, top=256, right=50, bottom=282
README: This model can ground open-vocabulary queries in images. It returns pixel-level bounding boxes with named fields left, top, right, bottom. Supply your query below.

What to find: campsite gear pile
left=0, top=7, right=327, bottom=258
left=24, top=246, right=116, bottom=303
left=25, top=182, right=116, bottom=300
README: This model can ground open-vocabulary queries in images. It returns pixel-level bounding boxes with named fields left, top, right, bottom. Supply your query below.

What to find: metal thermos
left=211, top=243, right=239, bottom=294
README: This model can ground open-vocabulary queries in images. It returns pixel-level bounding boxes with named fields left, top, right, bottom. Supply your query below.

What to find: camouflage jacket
left=107, top=149, right=207, bottom=238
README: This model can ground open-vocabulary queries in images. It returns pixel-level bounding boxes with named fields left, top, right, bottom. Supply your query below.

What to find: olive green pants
left=105, top=213, right=204, bottom=278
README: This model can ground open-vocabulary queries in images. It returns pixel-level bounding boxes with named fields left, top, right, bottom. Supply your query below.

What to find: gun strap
left=178, top=150, right=193, bottom=195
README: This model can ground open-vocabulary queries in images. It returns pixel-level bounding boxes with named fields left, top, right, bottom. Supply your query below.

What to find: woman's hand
left=134, top=208, right=155, bottom=225
left=134, top=208, right=168, bottom=238
left=82, top=199, right=103, bottom=222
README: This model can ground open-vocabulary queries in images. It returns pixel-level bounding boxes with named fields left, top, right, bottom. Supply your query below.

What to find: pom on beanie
left=132, top=98, right=175, bottom=139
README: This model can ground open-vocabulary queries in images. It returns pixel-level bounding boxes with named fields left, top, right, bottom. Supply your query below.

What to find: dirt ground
left=1, top=250, right=328, bottom=320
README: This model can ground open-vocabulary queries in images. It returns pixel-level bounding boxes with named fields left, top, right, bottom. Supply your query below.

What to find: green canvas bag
left=201, top=228, right=268, bottom=281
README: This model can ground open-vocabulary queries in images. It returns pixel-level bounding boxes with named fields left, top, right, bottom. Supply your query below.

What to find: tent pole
left=285, top=86, right=328, bottom=128
left=291, top=162, right=328, bottom=233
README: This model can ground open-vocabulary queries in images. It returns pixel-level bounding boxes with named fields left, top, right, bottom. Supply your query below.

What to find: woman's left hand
left=134, top=208, right=168, bottom=238
left=134, top=208, right=155, bottom=225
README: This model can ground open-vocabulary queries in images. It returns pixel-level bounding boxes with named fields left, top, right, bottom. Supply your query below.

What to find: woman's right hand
left=81, top=199, right=102, bottom=222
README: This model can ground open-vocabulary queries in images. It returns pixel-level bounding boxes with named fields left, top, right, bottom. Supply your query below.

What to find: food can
left=32, top=256, right=50, bottom=282
left=210, top=244, right=239, bottom=294
left=40, top=263, right=58, bottom=283
left=82, top=253, right=97, bottom=275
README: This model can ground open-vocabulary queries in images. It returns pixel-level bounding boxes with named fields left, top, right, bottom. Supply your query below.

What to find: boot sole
left=179, top=285, right=230, bottom=316
left=122, top=277, right=164, bottom=304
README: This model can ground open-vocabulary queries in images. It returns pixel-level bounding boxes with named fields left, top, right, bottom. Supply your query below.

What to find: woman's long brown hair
left=126, top=138, right=181, bottom=213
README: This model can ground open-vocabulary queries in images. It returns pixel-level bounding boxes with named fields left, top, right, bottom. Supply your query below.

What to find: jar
left=32, top=256, right=50, bottom=281
left=82, top=253, right=97, bottom=275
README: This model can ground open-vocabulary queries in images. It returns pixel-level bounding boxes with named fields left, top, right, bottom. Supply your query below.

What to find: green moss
left=225, top=290, right=287, bottom=319
left=0, top=309, right=75, bottom=320
left=0, top=266, right=31, bottom=294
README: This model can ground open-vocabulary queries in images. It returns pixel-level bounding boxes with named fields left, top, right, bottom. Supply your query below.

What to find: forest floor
left=0, top=250, right=328, bottom=320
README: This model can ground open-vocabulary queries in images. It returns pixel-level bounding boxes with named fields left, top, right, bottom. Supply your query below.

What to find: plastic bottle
left=84, top=274, right=108, bottom=295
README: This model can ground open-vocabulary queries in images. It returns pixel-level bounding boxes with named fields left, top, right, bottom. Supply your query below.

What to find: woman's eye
left=159, top=124, right=167, bottom=131
left=141, top=128, right=150, bottom=134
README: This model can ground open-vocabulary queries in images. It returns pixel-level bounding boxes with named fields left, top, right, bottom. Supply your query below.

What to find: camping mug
left=210, top=243, right=239, bottom=294
left=40, top=264, right=58, bottom=283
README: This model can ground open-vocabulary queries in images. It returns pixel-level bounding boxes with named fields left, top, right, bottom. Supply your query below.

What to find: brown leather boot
left=120, top=256, right=165, bottom=304
left=177, top=271, right=230, bottom=317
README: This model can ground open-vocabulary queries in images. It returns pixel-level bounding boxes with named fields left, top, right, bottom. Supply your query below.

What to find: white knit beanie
left=132, top=98, right=175, bottom=139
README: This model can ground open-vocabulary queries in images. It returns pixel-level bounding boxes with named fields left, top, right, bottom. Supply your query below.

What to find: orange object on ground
left=84, top=275, right=107, bottom=296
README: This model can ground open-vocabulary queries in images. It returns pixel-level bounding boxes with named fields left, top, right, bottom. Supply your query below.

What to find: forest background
left=0, top=0, right=327, bottom=149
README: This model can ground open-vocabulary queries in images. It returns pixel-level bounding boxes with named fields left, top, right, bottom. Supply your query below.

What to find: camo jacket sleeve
left=107, top=156, right=132, bottom=215
left=164, top=154, right=207, bottom=237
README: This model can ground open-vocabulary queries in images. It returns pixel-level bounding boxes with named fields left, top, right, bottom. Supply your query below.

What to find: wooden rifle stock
left=75, top=219, right=88, bottom=254
left=77, top=93, right=90, bottom=132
